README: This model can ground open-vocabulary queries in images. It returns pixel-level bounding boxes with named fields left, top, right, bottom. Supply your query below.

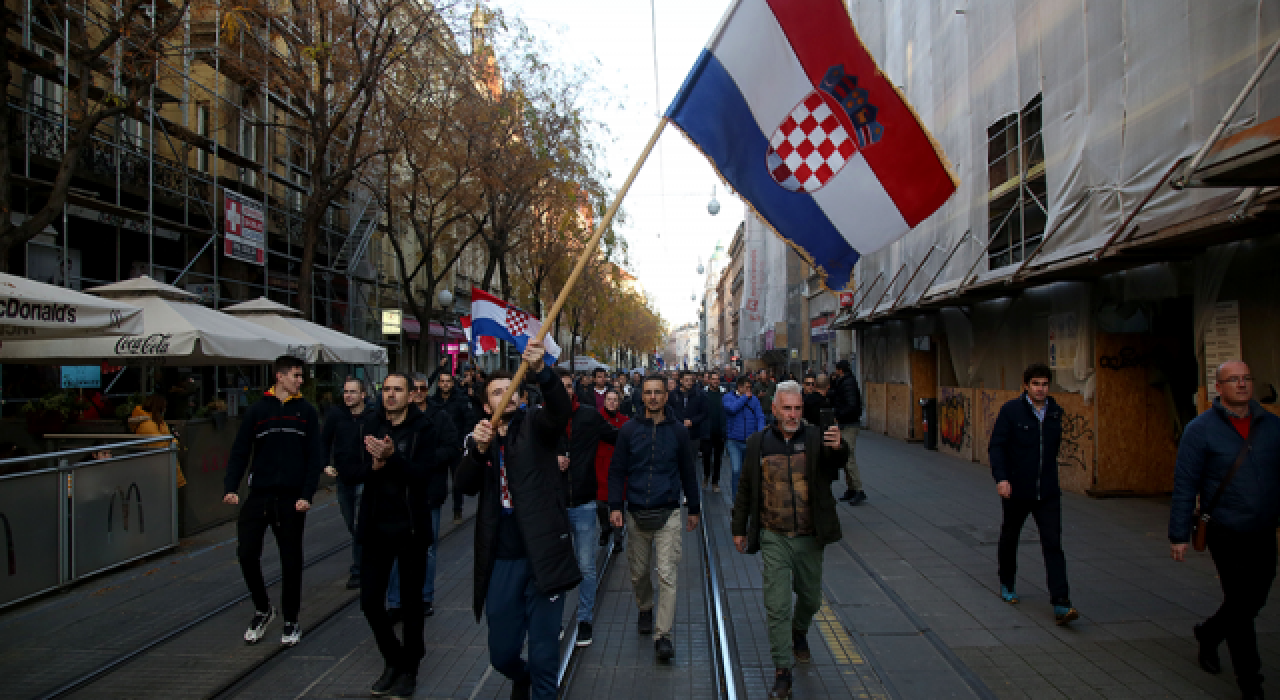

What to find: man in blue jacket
left=1169, top=361, right=1280, bottom=699
left=988, top=363, right=1079, bottom=625
left=724, top=376, right=767, bottom=498
left=609, top=374, right=701, bottom=662
left=223, top=355, right=324, bottom=648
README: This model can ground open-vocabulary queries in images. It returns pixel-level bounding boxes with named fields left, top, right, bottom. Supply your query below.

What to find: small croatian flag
left=469, top=288, right=562, bottom=364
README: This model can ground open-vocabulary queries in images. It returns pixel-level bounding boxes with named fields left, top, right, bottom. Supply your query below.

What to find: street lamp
left=708, top=185, right=721, bottom=216
left=437, top=288, right=453, bottom=307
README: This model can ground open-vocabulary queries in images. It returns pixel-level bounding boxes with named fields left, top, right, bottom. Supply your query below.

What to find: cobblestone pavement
left=841, top=431, right=1275, bottom=699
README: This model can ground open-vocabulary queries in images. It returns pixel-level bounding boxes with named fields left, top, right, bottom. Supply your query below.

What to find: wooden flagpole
left=490, top=117, right=669, bottom=427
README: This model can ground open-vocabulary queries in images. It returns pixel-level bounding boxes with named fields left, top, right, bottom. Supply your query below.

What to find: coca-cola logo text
left=114, top=333, right=173, bottom=355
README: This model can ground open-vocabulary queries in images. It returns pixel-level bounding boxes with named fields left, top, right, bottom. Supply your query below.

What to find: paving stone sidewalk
left=842, top=431, right=1276, bottom=700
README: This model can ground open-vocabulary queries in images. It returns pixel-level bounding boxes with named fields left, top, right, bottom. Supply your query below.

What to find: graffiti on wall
left=1057, top=410, right=1094, bottom=477
left=939, top=390, right=972, bottom=451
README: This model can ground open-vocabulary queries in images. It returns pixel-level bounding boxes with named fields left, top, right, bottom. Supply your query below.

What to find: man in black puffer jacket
left=829, top=360, right=865, bottom=503
left=432, top=371, right=477, bottom=524
left=223, top=355, right=323, bottom=649
left=321, top=377, right=372, bottom=590
left=456, top=341, right=578, bottom=700
left=609, top=374, right=701, bottom=662
left=556, top=369, right=619, bottom=648
left=989, top=363, right=1078, bottom=626
left=339, top=374, right=449, bottom=699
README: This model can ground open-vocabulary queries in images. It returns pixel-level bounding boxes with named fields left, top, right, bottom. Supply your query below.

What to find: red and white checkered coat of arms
left=767, top=65, right=884, bottom=193
left=504, top=306, right=532, bottom=337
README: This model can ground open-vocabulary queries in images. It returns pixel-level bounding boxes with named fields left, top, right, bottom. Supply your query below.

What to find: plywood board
left=909, top=348, right=937, bottom=441
left=975, top=389, right=1019, bottom=467
left=887, top=383, right=912, bottom=440
left=1054, top=392, right=1095, bottom=495
left=866, top=382, right=887, bottom=434
left=937, top=387, right=974, bottom=462
left=1095, top=332, right=1180, bottom=494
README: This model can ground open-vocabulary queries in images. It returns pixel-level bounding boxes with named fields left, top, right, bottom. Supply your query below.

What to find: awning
left=0, top=276, right=310, bottom=365
left=0, top=272, right=144, bottom=339
left=427, top=322, right=467, bottom=341
left=221, top=297, right=389, bottom=365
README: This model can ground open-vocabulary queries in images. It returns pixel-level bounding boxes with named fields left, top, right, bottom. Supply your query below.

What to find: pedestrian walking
left=724, top=376, right=767, bottom=498
left=989, top=363, right=1079, bottom=625
left=557, top=369, right=620, bottom=648
left=456, top=341, right=580, bottom=700
left=671, top=370, right=708, bottom=463
left=801, top=374, right=830, bottom=428
left=829, top=360, right=865, bottom=504
left=321, top=377, right=370, bottom=590
left=753, top=370, right=777, bottom=421
left=731, top=381, right=847, bottom=699
left=608, top=374, right=701, bottom=661
left=431, top=371, right=477, bottom=524
left=1169, top=361, right=1279, bottom=700
left=702, top=373, right=728, bottom=492
left=222, top=355, right=323, bottom=647
left=595, top=389, right=629, bottom=547
left=341, top=374, right=449, bottom=699
left=578, top=367, right=610, bottom=411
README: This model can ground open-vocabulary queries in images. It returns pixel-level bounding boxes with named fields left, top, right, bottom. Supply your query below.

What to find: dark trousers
left=1202, top=523, right=1277, bottom=691
left=486, top=558, right=565, bottom=700
left=997, top=496, right=1069, bottom=604
left=237, top=492, right=306, bottom=622
left=450, top=461, right=465, bottom=514
left=335, top=481, right=363, bottom=575
left=702, top=436, right=725, bottom=484
left=361, top=532, right=428, bottom=675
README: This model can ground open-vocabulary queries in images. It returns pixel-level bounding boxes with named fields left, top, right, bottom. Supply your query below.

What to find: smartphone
left=820, top=408, right=836, bottom=429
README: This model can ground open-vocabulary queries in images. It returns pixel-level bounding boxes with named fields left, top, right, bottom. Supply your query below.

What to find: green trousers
left=760, top=529, right=825, bottom=668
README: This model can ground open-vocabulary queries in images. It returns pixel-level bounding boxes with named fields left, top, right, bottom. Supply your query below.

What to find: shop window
left=987, top=94, right=1046, bottom=270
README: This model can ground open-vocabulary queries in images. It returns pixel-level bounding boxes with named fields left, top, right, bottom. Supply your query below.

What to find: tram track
left=39, top=513, right=475, bottom=700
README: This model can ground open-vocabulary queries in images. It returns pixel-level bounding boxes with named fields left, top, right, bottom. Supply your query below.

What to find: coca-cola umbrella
left=0, top=272, right=144, bottom=339
left=220, top=297, right=388, bottom=365
left=0, top=276, right=311, bottom=365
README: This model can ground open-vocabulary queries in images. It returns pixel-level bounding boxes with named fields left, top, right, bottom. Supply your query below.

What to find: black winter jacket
left=702, top=386, right=728, bottom=439
left=456, top=366, right=580, bottom=621
left=670, top=388, right=708, bottom=439
left=320, top=403, right=368, bottom=485
left=224, top=390, right=324, bottom=501
left=558, top=399, right=619, bottom=507
left=988, top=394, right=1063, bottom=501
left=413, top=401, right=461, bottom=507
left=829, top=373, right=863, bottom=424
left=608, top=414, right=701, bottom=516
left=802, top=391, right=831, bottom=428
left=1169, top=400, right=1280, bottom=542
left=430, top=389, right=476, bottom=445
left=337, top=404, right=448, bottom=545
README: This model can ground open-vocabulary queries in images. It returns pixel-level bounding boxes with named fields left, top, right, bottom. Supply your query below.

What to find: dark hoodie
left=224, top=388, right=324, bottom=502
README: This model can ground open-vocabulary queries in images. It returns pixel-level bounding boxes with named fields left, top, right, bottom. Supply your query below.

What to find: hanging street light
left=707, top=185, right=721, bottom=216
left=437, top=288, right=453, bottom=307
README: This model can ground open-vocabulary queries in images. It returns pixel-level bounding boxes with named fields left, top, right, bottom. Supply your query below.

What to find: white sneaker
left=244, top=607, right=276, bottom=644
left=281, top=621, right=301, bottom=647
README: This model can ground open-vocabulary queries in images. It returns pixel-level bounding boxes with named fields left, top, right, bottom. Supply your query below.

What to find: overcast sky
left=488, top=0, right=742, bottom=328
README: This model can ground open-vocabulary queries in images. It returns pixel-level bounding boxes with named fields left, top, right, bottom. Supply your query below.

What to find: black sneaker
left=453, top=510, right=463, bottom=525
left=638, top=609, right=654, bottom=635
left=655, top=635, right=674, bottom=661
left=424, top=602, right=434, bottom=617
left=388, top=673, right=416, bottom=700
left=387, top=607, right=403, bottom=625
left=371, top=665, right=400, bottom=696
left=346, top=573, right=361, bottom=590
left=792, top=629, right=811, bottom=663
left=243, top=607, right=275, bottom=644
left=1194, top=624, right=1221, bottom=674
left=839, top=489, right=856, bottom=502
left=850, top=490, right=867, bottom=505
left=769, top=668, right=793, bottom=699
left=510, top=676, right=532, bottom=700
left=576, top=621, right=593, bottom=647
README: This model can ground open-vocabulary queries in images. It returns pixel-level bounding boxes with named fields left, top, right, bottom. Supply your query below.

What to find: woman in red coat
left=595, top=388, right=629, bottom=547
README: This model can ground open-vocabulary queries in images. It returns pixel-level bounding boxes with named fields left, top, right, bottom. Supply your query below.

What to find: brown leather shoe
left=792, top=630, right=811, bottom=663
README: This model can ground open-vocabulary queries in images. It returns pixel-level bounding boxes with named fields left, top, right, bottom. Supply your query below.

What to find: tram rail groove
left=39, top=514, right=474, bottom=700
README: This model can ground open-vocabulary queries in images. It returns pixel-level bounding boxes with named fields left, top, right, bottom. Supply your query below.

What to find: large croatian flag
left=469, top=288, right=562, bottom=363
left=666, top=0, right=957, bottom=290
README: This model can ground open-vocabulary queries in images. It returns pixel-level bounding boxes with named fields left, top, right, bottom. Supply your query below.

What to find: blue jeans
left=388, top=507, right=442, bottom=607
left=726, top=439, right=747, bottom=499
left=487, top=558, right=565, bottom=700
left=567, top=503, right=598, bottom=623
left=336, top=482, right=363, bottom=575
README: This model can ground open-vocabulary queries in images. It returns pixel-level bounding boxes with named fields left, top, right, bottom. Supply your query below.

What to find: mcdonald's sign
left=0, top=513, right=13, bottom=575
left=106, top=483, right=145, bottom=534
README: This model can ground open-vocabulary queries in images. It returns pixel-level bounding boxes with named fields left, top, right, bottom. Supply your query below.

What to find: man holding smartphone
left=731, top=381, right=848, bottom=699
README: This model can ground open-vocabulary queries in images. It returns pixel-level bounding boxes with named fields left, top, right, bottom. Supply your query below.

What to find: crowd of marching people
left=213, top=348, right=1278, bottom=700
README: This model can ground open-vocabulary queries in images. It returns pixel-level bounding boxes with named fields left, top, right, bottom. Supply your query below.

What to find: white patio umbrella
left=221, top=297, right=388, bottom=365
left=0, top=276, right=311, bottom=365
left=0, top=272, right=144, bottom=339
